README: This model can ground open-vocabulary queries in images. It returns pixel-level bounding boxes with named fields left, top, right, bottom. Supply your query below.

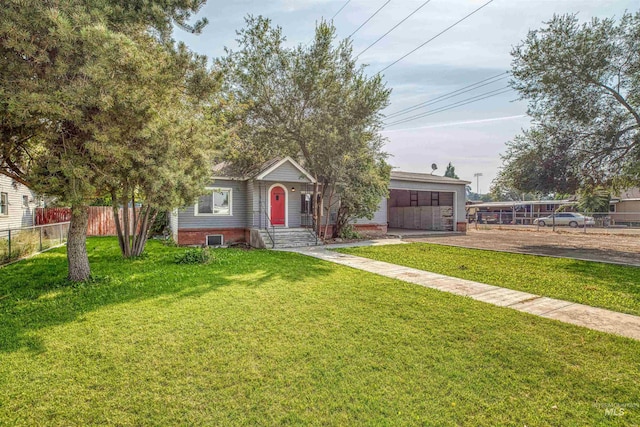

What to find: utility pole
left=473, top=172, right=483, bottom=194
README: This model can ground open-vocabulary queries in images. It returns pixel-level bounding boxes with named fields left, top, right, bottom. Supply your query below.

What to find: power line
left=377, top=0, right=495, bottom=74
left=349, top=1, right=391, bottom=38
left=385, top=87, right=513, bottom=126
left=385, top=72, right=509, bottom=119
left=384, top=87, right=514, bottom=126
left=385, top=87, right=512, bottom=126
left=331, top=0, right=352, bottom=20
left=356, top=0, right=433, bottom=58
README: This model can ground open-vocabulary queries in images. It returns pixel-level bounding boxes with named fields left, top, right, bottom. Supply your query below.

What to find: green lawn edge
left=0, top=238, right=639, bottom=425
left=335, top=242, right=640, bottom=316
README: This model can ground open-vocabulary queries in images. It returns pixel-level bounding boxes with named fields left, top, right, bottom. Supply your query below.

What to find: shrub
left=174, top=247, right=212, bottom=265
left=338, top=224, right=362, bottom=240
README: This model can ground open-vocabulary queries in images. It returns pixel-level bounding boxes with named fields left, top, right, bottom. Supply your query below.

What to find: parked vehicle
left=533, top=212, right=595, bottom=227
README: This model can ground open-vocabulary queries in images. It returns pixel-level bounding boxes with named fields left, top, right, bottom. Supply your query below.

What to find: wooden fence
left=36, top=207, right=137, bottom=236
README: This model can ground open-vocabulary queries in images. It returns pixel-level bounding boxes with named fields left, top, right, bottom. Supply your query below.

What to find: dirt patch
left=405, top=228, right=640, bottom=266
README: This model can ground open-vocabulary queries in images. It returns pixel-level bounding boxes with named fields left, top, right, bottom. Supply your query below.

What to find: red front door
left=270, top=186, right=286, bottom=226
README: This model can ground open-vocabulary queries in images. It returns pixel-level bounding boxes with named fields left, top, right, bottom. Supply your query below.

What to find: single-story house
left=610, top=188, right=640, bottom=226
left=169, top=157, right=469, bottom=247
left=0, top=174, right=38, bottom=230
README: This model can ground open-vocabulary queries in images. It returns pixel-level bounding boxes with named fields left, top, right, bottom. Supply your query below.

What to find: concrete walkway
left=291, top=243, right=640, bottom=341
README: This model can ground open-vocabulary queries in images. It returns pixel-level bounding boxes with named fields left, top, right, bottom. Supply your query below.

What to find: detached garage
left=388, top=171, right=469, bottom=232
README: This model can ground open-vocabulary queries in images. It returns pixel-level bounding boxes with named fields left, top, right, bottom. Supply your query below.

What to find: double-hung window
left=196, top=188, right=232, bottom=216
left=0, top=192, right=8, bottom=216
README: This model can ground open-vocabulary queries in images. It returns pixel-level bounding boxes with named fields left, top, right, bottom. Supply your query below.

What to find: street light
left=473, top=172, right=483, bottom=194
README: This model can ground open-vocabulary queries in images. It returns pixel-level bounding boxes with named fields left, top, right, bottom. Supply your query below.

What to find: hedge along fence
left=0, top=222, right=70, bottom=265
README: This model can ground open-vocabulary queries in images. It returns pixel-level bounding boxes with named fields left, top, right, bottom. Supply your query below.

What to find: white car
left=533, top=212, right=595, bottom=227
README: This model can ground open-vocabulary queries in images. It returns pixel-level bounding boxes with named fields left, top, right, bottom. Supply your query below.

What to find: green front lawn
left=1, top=238, right=639, bottom=425
left=337, top=243, right=640, bottom=316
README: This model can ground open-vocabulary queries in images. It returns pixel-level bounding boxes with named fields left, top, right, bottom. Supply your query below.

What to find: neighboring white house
left=610, top=187, right=640, bottom=226
left=169, top=157, right=470, bottom=247
left=0, top=174, right=38, bottom=230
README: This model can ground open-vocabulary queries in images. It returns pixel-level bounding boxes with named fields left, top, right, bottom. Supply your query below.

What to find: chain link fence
left=0, top=222, right=70, bottom=265
left=470, top=211, right=640, bottom=230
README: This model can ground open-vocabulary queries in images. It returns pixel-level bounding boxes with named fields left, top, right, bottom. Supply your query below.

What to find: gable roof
left=390, top=170, right=471, bottom=185
left=255, top=157, right=316, bottom=183
left=212, top=156, right=316, bottom=183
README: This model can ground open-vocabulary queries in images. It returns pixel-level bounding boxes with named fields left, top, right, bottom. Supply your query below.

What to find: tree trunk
left=122, top=189, right=131, bottom=257
left=111, top=190, right=125, bottom=254
left=323, top=185, right=335, bottom=239
left=133, top=207, right=157, bottom=257
left=312, top=181, right=321, bottom=235
left=67, top=204, right=91, bottom=282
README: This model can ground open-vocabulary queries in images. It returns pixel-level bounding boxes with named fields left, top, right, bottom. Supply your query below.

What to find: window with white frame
left=300, top=192, right=313, bottom=214
left=0, top=192, right=8, bottom=215
left=196, top=188, right=232, bottom=216
left=23, top=195, right=29, bottom=207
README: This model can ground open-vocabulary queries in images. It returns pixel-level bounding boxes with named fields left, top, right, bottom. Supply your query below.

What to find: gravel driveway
left=406, top=228, right=640, bottom=266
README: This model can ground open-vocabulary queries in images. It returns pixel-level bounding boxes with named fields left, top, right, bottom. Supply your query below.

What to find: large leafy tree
left=444, top=162, right=459, bottom=179
left=221, top=16, right=390, bottom=237
left=498, top=12, right=640, bottom=194
left=0, top=0, right=215, bottom=280
left=79, top=32, right=223, bottom=258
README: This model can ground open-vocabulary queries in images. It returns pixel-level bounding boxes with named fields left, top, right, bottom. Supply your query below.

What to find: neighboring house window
left=545, top=204, right=555, bottom=211
left=23, top=195, right=29, bottom=207
left=196, top=188, right=232, bottom=216
left=0, top=192, right=8, bottom=215
left=609, top=203, right=616, bottom=212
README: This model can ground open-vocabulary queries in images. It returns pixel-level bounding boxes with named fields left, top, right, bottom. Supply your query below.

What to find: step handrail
left=260, top=203, right=276, bottom=249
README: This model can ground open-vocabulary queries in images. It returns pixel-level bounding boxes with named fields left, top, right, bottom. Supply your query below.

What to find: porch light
left=291, top=187, right=296, bottom=192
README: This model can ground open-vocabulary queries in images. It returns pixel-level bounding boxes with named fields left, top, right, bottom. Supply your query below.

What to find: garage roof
left=390, top=171, right=471, bottom=185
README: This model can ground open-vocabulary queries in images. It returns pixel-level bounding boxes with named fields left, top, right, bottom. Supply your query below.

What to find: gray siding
left=352, top=197, right=387, bottom=225
left=254, top=181, right=309, bottom=228
left=0, top=175, right=37, bottom=230
left=261, top=161, right=312, bottom=183
left=246, top=180, right=257, bottom=227
left=178, top=179, right=248, bottom=229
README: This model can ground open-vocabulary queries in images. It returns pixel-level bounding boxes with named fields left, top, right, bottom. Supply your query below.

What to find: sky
left=174, top=0, right=637, bottom=193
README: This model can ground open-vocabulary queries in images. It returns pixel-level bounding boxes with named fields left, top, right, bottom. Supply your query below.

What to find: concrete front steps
left=256, top=227, right=319, bottom=249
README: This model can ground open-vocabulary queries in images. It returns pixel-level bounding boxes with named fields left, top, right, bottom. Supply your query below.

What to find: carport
left=387, top=171, right=469, bottom=232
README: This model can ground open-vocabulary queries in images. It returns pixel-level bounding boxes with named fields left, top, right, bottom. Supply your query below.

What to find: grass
left=0, top=226, right=66, bottom=265
left=0, top=238, right=638, bottom=425
left=336, top=243, right=640, bottom=316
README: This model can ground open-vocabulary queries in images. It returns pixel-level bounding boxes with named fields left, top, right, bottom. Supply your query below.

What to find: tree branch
left=595, top=81, right=640, bottom=126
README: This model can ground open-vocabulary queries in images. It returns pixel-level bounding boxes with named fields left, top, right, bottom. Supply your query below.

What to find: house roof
left=612, top=187, right=640, bottom=201
left=212, top=156, right=316, bottom=183
left=255, top=157, right=316, bottom=183
left=211, top=161, right=246, bottom=180
left=390, top=170, right=471, bottom=185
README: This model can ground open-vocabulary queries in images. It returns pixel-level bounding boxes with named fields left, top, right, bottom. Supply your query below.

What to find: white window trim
left=0, top=192, right=8, bottom=216
left=300, top=190, right=314, bottom=215
left=267, top=183, right=288, bottom=228
left=194, top=187, right=233, bottom=216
